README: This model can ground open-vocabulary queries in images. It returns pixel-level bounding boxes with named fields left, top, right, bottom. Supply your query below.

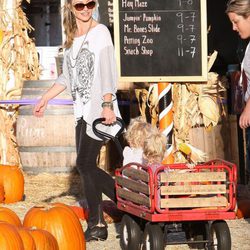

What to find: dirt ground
left=2, top=172, right=250, bottom=250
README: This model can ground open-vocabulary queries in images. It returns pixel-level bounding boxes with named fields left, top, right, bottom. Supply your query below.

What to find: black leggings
left=75, top=118, right=116, bottom=227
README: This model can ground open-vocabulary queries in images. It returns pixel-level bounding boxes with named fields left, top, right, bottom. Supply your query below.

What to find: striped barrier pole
left=158, top=82, right=174, bottom=164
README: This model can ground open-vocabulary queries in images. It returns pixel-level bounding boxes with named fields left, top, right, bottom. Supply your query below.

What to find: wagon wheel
left=141, top=223, right=164, bottom=250
left=206, top=221, right=231, bottom=250
left=120, top=214, right=142, bottom=250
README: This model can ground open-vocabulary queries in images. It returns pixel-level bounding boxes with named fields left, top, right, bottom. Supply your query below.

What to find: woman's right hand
left=239, top=99, right=250, bottom=129
left=32, top=83, right=66, bottom=117
left=33, top=98, right=48, bottom=117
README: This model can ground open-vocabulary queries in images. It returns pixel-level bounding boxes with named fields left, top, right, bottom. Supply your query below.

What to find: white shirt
left=56, top=24, right=121, bottom=140
left=123, top=146, right=143, bottom=166
left=243, top=42, right=250, bottom=101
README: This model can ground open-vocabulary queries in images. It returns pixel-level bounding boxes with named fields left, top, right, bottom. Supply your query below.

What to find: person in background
left=33, top=0, right=121, bottom=242
left=226, top=0, right=250, bottom=183
left=226, top=0, right=250, bottom=128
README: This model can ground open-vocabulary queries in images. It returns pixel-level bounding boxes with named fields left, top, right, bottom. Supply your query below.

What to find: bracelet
left=101, top=101, right=114, bottom=110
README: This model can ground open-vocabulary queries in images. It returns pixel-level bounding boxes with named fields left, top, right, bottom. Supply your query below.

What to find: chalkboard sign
left=99, top=0, right=114, bottom=28
left=114, top=0, right=207, bottom=82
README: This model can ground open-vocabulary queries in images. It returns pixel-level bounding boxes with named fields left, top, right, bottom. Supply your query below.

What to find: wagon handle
left=92, top=117, right=125, bottom=159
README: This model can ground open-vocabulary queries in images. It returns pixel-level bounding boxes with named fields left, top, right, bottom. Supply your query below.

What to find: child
left=123, top=116, right=156, bottom=166
left=142, top=130, right=167, bottom=173
left=142, top=128, right=167, bottom=209
left=122, top=117, right=167, bottom=210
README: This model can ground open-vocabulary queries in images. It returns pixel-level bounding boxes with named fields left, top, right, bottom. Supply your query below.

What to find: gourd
left=0, top=164, right=24, bottom=203
left=23, top=203, right=86, bottom=250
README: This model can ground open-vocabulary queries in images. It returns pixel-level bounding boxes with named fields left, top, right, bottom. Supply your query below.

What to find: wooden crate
left=116, top=165, right=151, bottom=209
left=189, top=115, right=239, bottom=166
left=160, top=170, right=228, bottom=209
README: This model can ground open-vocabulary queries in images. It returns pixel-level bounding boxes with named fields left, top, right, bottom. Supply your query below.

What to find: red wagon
left=92, top=118, right=237, bottom=250
left=115, top=160, right=237, bottom=250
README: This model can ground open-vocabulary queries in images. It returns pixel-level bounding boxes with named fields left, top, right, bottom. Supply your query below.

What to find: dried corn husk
left=0, top=1, right=40, bottom=165
left=174, top=51, right=227, bottom=163
left=175, top=141, right=207, bottom=164
left=135, top=85, right=159, bottom=126
left=198, top=95, right=220, bottom=126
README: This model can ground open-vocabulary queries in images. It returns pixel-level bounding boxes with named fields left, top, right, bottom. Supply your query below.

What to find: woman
left=226, top=0, right=250, bottom=128
left=34, top=0, right=121, bottom=241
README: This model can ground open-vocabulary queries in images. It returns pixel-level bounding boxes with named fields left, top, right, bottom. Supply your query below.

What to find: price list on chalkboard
left=114, top=0, right=207, bottom=82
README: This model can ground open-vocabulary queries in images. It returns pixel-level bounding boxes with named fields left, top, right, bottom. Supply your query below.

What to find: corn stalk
left=173, top=51, right=228, bottom=163
left=0, top=0, right=40, bottom=165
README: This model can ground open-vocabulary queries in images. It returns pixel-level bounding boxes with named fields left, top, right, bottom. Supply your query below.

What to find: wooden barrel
left=16, top=80, right=76, bottom=174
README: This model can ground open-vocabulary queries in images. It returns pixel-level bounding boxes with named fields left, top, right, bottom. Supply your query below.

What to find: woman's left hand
left=101, top=107, right=116, bottom=125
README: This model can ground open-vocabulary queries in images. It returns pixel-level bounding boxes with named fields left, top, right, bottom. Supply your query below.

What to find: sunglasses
left=73, top=1, right=96, bottom=11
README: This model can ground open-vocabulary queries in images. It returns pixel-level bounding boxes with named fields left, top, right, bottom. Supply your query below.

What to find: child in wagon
left=142, top=131, right=167, bottom=173
left=122, top=116, right=167, bottom=172
left=123, top=116, right=154, bottom=166
left=122, top=116, right=167, bottom=209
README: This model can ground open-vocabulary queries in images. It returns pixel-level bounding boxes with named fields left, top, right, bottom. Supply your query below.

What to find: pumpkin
left=236, top=199, right=250, bottom=219
left=0, top=165, right=24, bottom=203
left=28, top=227, right=59, bottom=250
left=0, top=222, right=24, bottom=249
left=0, top=185, right=4, bottom=202
left=17, top=227, right=36, bottom=250
left=23, top=203, right=86, bottom=250
left=68, top=205, right=88, bottom=221
left=0, top=207, right=22, bottom=226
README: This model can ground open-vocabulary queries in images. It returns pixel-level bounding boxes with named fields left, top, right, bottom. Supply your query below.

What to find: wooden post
left=158, top=82, right=174, bottom=164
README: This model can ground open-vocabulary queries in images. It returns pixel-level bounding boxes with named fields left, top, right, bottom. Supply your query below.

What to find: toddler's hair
left=125, top=116, right=155, bottom=148
left=143, top=130, right=167, bottom=165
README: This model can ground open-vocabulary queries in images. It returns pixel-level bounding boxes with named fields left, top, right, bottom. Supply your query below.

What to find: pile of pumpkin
left=0, top=165, right=86, bottom=249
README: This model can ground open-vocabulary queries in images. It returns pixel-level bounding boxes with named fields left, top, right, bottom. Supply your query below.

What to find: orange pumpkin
left=23, top=203, right=86, bottom=250
left=0, top=222, right=24, bottom=249
left=236, top=199, right=250, bottom=219
left=17, top=227, right=36, bottom=250
left=0, top=207, right=22, bottom=226
left=68, top=205, right=88, bottom=220
left=28, top=227, right=59, bottom=250
left=0, top=165, right=24, bottom=203
left=0, top=185, right=4, bottom=202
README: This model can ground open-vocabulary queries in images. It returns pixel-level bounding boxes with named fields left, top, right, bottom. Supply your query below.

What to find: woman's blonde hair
left=143, top=130, right=167, bottom=165
left=62, top=0, right=77, bottom=48
left=226, top=0, right=250, bottom=18
left=62, top=0, right=97, bottom=49
left=125, top=116, right=155, bottom=148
